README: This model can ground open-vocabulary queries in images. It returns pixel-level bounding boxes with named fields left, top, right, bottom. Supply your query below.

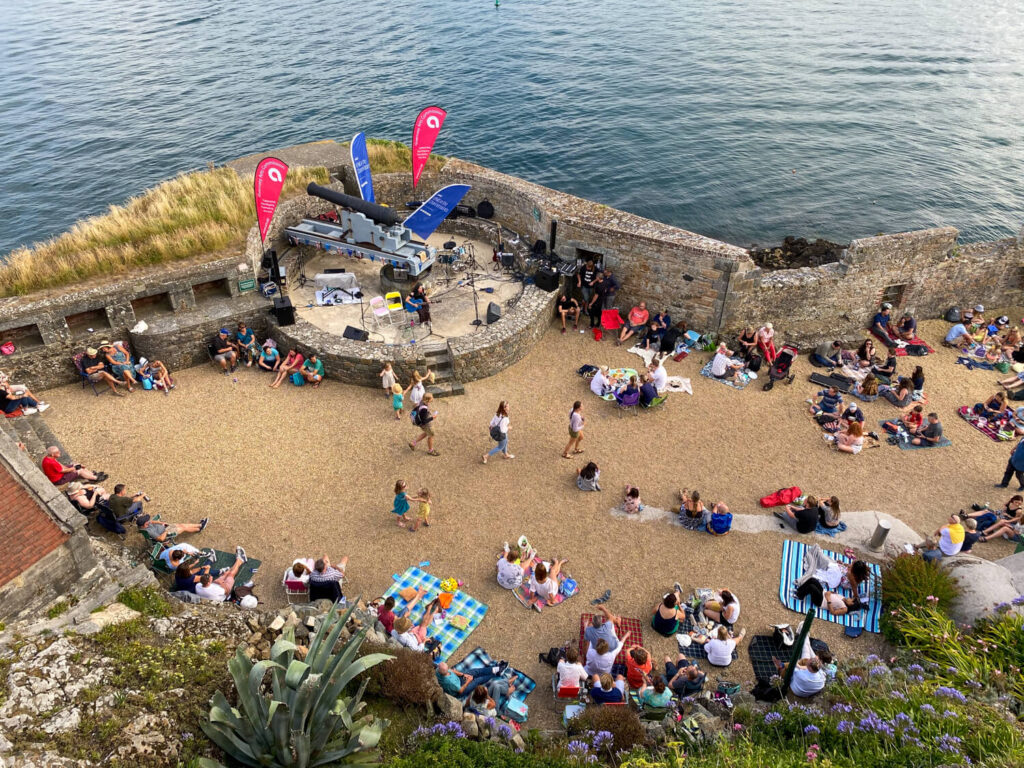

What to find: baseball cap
left=881, top=302, right=892, bottom=310
left=998, top=316, right=1009, bottom=326
left=219, top=328, right=230, bottom=335
left=962, top=310, right=974, bottom=320
left=135, top=514, right=151, bottom=527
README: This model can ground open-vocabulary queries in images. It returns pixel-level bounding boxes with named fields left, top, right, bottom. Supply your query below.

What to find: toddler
left=410, top=488, right=432, bottom=531
left=380, top=362, right=397, bottom=399
left=391, top=383, right=404, bottom=420
left=623, top=485, right=642, bottom=514
left=391, top=480, right=410, bottom=528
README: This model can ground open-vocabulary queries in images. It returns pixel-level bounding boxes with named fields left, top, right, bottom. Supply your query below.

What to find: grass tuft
left=0, top=165, right=329, bottom=297
left=348, top=137, right=447, bottom=175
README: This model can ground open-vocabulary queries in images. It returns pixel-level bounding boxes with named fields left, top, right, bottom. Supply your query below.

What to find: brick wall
left=0, top=464, right=69, bottom=589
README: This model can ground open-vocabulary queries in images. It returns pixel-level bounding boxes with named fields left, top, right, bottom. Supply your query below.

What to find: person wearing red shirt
left=41, top=446, right=105, bottom=485
left=618, top=302, right=650, bottom=346
left=625, top=646, right=653, bottom=689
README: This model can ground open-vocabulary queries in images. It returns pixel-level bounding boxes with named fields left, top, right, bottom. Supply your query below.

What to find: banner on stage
left=411, top=106, right=447, bottom=188
left=403, top=184, right=471, bottom=239
left=254, top=157, right=289, bottom=242
left=350, top=132, right=375, bottom=203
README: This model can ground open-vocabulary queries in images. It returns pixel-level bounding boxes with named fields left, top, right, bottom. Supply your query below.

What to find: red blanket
left=870, top=328, right=935, bottom=356
left=579, top=614, right=643, bottom=665
left=760, top=486, right=801, bottom=508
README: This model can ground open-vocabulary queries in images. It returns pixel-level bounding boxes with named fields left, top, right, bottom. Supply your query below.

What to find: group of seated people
left=493, top=542, right=570, bottom=611
left=868, top=303, right=919, bottom=348
left=79, top=340, right=173, bottom=395
left=281, top=554, right=348, bottom=601
left=209, top=323, right=324, bottom=386
left=676, top=488, right=733, bottom=535
left=792, top=545, right=871, bottom=619
left=773, top=494, right=843, bottom=533
left=919, top=512, right=980, bottom=561
left=946, top=306, right=1023, bottom=367
left=965, top=495, right=1023, bottom=544
left=589, top=361, right=668, bottom=407
left=173, top=542, right=250, bottom=602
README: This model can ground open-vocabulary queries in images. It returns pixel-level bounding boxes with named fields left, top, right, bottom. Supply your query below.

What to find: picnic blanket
left=877, top=420, right=953, bottom=450
left=579, top=613, right=643, bottom=666
left=453, top=645, right=535, bottom=713
left=596, top=367, right=639, bottom=401
left=664, top=376, right=693, bottom=394
left=748, top=635, right=830, bottom=683
left=700, top=360, right=748, bottom=390
left=958, top=406, right=1014, bottom=442
left=155, top=547, right=261, bottom=586
left=779, top=540, right=881, bottom=634
left=674, top=613, right=739, bottom=662
left=815, top=521, right=847, bottom=537
left=871, top=329, right=935, bottom=356
left=628, top=345, right=657, bottom=368
left=513, top=557, right=577, bottom=611
left=383, top=566, right=488, bottom=661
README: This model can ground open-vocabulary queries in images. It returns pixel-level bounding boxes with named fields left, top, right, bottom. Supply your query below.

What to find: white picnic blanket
left=628, top=344, right=658, bottom=368
left=665, top=376, right=693, bottom=395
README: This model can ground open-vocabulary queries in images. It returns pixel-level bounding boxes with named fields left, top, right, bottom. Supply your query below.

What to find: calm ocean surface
left=1, top=0, right=1022, bottom=256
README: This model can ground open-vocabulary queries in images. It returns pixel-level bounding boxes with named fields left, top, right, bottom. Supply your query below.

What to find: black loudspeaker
left=273, top=296, right=295, bottom=326
left=486, top=302, right=502, bottom=324
left=534, top=266, right=559, bottom=292
left=500, top=252, right=515, bottom=268
left=477, top=200, right=495, bottom=219
left=343, top=325, right=369, bottom=341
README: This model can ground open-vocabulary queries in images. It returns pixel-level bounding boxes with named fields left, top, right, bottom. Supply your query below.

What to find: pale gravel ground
left=42, top=314, right=1023, bottom=728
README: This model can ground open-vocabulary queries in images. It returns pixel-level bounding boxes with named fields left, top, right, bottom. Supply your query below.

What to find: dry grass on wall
left=0, top=165, right=330, bottom=297
left=356, top=138, right=447, bottom=175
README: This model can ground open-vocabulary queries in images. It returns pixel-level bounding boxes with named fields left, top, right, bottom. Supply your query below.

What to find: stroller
left=762, top=344, right=798, bottom=390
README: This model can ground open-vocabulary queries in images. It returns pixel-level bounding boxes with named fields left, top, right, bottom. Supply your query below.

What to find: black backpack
left=412, top=405, right=428, bottom=426
left=945, top=307, right=961, bottom=323
left=538, top=646, right=565, bottom=667
left=747, top=353, right=762, bottom=373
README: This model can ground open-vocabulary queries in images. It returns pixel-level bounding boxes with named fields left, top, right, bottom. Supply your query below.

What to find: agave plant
left=199, top=600, right=394, bottom=767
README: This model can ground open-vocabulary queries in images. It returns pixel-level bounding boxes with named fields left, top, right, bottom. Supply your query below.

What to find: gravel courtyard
left=42, top=315, right=1022, bottom=727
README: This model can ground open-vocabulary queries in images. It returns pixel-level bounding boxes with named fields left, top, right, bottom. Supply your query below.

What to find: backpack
left=945, top=307, right=961, bottom=323
left=905, top=344, right=928, bottom=356
left=746, top=353, right=762, bottom=373
left=539, top=646, right=565, bottom=667
left=291, top=371, right=305, bottom=386
left=489, top=423, right=503, bottom=441
left=412, top=405, right=428, bottom=426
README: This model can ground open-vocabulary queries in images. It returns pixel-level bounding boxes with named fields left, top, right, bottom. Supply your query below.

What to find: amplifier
left=534, top=266, right=559, bottom=293
left=272, top=296, right=295, bottom=326
left=558, top=262, right=578, bottom=276
left=343, top=325, right=369, bottom=341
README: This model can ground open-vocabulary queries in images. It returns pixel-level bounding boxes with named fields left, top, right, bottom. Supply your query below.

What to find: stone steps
left=0, top=411, right=72, bottom=464
left=419, top=346, right=464, bottom=398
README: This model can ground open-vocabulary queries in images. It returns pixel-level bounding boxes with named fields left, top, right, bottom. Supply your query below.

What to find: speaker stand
left=468, top=270, right=483, bottom=327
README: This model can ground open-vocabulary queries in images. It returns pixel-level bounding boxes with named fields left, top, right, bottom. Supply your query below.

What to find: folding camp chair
left=285, top=579, right=310, bottom=604
left=73, top=352, right=102, bottom=396
left=148, top=543, right=171, bottom=574
left=642, top=395, right=667, bottom=410
left=552, top=673, right=582, bottom=702
left=385, top=291, right=404, bottom=321
left=309, top=580, right=344, bottom=603
left=600, top=309, right=624, bottom=333
left=368, top=296, right=392, bottom=327
left=138, top=514, right=176, bottom=545
left=617, top=390, right=640, bottom=417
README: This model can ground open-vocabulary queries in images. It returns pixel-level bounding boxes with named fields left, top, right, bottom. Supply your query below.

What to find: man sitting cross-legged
left=664, top=654, right=706, bottom=696
left=81, top=346, right=125, bottom=396
left=194, top=546, right=249, bottom=602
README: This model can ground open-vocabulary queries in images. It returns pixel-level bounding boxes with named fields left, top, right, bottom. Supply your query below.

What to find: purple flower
left=942, top=710, right=958, bottom=719
left=908, top=664, right=924, bottom=673
left=857, top=713, right=895, bottom=737
left=869, top=665, right=889, bottom=676
left=920, top=704, right=936, bottom=713
left=935, top=686, right=968, bottom=703
left=591, top=731, right=613, bottom=749
left=936, top=734, right=963, bottom=754
left=498, top=724, right=513, bottom=739
left=831, top=702, right=853, bottom=714
left=846, top=674, right=862, bottom=684
left=837, top=720, right=854, bottom=734
left=994, top=601, right=1011, bottom=614
left=1011, top=595, right=1024, bottom=606
left=804, top=725, right=820, bottom=735
left=891, top=690, right=906, bottom=700
left=568, top=740, right=591, bottom=755
left=866, top=654, right=880, bottom=662
left=965, top=680, right=982, bottom=689
left=764, top=712, right=783, bottom=724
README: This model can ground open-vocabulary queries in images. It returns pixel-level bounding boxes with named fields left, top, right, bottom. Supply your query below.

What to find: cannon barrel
left=306, top=183, right=403, bottom=227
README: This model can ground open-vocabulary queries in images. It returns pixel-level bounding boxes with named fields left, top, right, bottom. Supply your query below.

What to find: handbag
left=489, top=423, right=503, bottom=441
left=291, top=371, right=305, bottom=386
left=559, top=577, right=578, bottom=598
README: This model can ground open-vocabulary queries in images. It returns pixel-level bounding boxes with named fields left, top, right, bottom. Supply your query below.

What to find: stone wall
left=0, top=431, right=97, bottom=622
left=0, top=255, right=269, bottom=390
left=722, top=228, right=1024, bottom=346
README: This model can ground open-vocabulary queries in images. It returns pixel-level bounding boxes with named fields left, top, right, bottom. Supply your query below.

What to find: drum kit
left=437, top=239, right=478, bottom=281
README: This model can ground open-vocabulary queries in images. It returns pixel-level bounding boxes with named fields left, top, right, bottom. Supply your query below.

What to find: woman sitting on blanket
left=696, top=589, right=740, bottom=628
left=527, top=559, right=568, bottom=611
left=689, top=625, right=746, bottom=667
left=966, top=495, right=1022, bottom=533
left=880, top=376, right=913, bottom=407
left=856, top=338, right=876, bottom=365
left=676, top=488, right=708, bottom=531
left=577, top=462, right=602, bottom=491
left=590, top=366, right=612, bottom=397
left=496, top=544, right=535, bottom=590
left=794, top=546, right=870, bottom=611
left=819, top=496, right=842, bottom=528
left=824, top=422, right=865, bottom=454
left=650, top=587, right=688, bottom=636
left=615, top=375, right=640, bottom=403
left=391, top=589, right=442, bottom=654
left=975, top=392, right=1009, bottom=420
left=852, top=373, right=879, bottom=400
left=978, top=500, right=1024, bottom=543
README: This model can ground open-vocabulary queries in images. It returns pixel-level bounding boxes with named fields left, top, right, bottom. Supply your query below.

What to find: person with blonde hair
left=391, top=383, right=404, bottom=420
left=409, top=392, right=440, bottom=455
left=404, top=369, right=434, bottom=409
left=689, top=625, right=745, bottom=667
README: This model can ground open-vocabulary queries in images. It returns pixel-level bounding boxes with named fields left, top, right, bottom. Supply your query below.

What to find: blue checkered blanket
left=383, top=567, right=487, bottom=661
left=779, top=540, right=881, bottom=633
left=453, top=646, right=535, bottom=715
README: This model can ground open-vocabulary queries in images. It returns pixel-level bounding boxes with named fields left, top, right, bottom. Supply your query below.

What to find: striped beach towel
left=383, top=567, right=488, bottom=661
left=779, top=540, right=882, bottom=634
left=453, top=646, right=535, bottom=713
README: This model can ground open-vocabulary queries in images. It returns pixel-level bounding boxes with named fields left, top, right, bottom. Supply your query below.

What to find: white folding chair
left=368, top=296, right=392, bottom=327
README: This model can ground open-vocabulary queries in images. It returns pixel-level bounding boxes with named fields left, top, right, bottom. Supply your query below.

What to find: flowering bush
left=879, top=554, right=959, bottom=643
left=567, top=708, right=646, bottom=755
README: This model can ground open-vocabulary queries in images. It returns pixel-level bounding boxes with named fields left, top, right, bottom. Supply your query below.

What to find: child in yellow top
left=410, top=488, right=432, bottom=531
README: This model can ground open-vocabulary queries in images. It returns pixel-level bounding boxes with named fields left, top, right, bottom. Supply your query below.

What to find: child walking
left=391, top=480, right=410, bottom=528
left=391, top=383, right=404, bottom=420
left=380, top=363, right=398, bottom=400
left=410, top=488, right=432, bottom=531
left=561, top=401, right=585, bottom=458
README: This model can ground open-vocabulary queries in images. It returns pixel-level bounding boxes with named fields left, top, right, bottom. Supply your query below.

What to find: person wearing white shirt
left=649, top=360, right=668, bottom=393
left=195, top=549, right=247, bottom=602
left=710, top=343, right=743, bottom=381
left=482, top=401, right=514, bottom=463
left=555, top=647, right=588, bottom=691
left=694, top=625, right=745, bottom=667
left=496, top=545, right=534, bottom=590
left=584, top=631, right=631, bottom=676
left=590, top=366, right=610, bottom=397
left=786, top=635, right=828, bottom=697
left=281, top=557, right=314, bottom=586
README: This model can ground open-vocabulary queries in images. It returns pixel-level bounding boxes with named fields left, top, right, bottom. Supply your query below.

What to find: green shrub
left=386, top=738, right=574, bottom=768
left=879, top=554, right=959, bottom=643
left=117, top=586, right=174, bottom=618
left=360, top=641, right=441, bottom=706
left=566, top=705, right=647, bottom=754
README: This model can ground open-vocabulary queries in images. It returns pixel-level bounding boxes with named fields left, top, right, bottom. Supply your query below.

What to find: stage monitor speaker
left=272, top=296, right=295, bottom=326
left=534, top=266, right=559, bottom=293
left=486, top=302, right=502, bottom=324
left=343, top=325, right=369, bottom=341
left=499, top=252, right=515, bottom=268
left=477, top=200, right=494, bottom=219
